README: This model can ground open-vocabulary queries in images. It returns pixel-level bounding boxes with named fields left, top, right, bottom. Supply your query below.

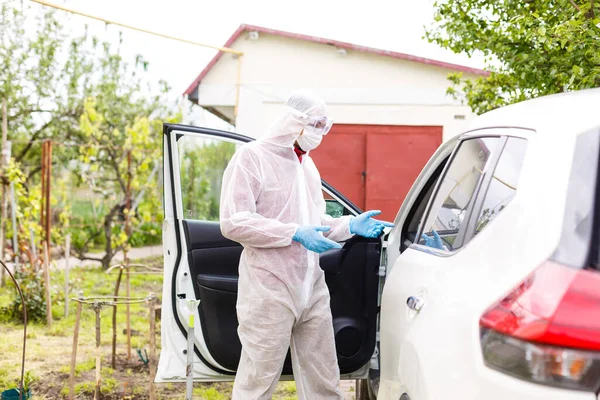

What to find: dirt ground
left=0, top=255, right=356, bottom=399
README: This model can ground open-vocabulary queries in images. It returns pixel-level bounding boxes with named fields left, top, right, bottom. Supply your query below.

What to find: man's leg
left=233, top=268, right=295, bottom=400
left=290, top=278, right=344, bottom=400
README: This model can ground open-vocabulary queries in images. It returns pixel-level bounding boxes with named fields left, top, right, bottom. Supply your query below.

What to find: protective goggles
left=305, top=115, right=334, bottom=135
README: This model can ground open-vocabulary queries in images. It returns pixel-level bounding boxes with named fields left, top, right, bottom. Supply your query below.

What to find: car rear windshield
left=593, top=142, right=600, bottom=271
left=552, top=127, right=600, bottom=270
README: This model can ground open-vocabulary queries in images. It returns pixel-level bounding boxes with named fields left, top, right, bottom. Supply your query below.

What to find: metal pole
left=40, top=141, right=46, bottom=244
left=1, top=100, right=8, bottom=286
left=64, top=234, right=70, bottom=316
left=43, top=241, right=53, bottom=326
left=186, top=300, right=200, bottom=400
left=29, top=228, right=37, bottom=271
left=45, top=141, right=52, bottom=249
left=10, top=180, right=19, bottom=270
left=234, top=55, right=242, bottom=119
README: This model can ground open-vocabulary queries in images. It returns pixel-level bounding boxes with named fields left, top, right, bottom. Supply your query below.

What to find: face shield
left=306, top=115, right=334, bottom=136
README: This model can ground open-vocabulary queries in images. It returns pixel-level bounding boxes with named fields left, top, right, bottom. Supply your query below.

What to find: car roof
left=468, top=88, right=600, bottom=136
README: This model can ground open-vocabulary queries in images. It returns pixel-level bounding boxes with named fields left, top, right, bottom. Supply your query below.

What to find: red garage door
left=311, top=124, right=442, bottom=221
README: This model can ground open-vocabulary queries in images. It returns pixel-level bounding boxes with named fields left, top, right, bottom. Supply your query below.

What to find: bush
left=129, top=221, right=162, bottom=248
left=8, top=264, right=51, bottom=323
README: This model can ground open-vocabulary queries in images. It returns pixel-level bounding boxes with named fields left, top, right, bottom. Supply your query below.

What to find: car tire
left=355, top=378, right=376, bottom=400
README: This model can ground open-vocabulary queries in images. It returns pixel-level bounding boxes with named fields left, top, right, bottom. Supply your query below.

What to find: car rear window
left=552, top=127, right=600, bottom=270
left=593, top=144, right=600, bottom=271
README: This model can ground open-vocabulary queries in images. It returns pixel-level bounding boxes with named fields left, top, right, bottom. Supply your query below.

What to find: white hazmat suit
left=220, top=92, right=353, bottom=399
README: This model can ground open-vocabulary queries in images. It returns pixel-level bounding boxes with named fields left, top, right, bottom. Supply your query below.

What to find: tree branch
left=73, top=227, right=103, bottom=257
left=10, top=109, right=54, bottom=120
left=76, top=255, right=105, bottom=263
left=569, top=0, right=581, bottom=11
left=15, top=109, right=79, bottom=162
left=105, top=146, right=127, bottom=195
left=26, top=165, right=42, bottom=182
left=15, top=121, right=52, bottom=163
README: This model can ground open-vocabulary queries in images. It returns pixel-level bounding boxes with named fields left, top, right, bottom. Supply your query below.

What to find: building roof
left=183, top=24, right=488, bottom=96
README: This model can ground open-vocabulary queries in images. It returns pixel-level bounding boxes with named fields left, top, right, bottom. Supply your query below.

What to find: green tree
left=1, top=1, right=180, bottom=269
left=71, top=41, right=180, bottom=268
left=426, top=0, right=600, bottom=114
left=0, top=1, right=90, bottom=181
left=0, top=1, right=93, bottom=256
left=180, top=141, right=236, bottom=221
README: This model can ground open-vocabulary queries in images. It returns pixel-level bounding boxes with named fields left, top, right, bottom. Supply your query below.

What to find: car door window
left=177, top=135, right=238, bottom=221
left=400, top=158, right=447, bottom=252
left=474, top=138, right=527, bottom=234
left=323, top=190, right=354, bottom=217
left=419, top=138, right=502, bottom=251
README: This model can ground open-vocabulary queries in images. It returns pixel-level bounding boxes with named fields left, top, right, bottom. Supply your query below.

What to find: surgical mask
left=297, top=128, right=323, bottom=151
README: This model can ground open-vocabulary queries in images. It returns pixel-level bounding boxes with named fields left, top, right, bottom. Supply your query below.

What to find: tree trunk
left=101, top=203, right=121, bottom=269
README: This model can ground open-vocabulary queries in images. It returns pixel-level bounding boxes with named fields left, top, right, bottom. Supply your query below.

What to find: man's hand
left=293, top=226, right=342, bottom=253
left=421, top=230, right=446, bottom=250
left=349, top=210, right=394, bottom=238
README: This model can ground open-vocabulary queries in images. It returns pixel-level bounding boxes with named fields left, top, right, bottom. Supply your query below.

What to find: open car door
left=157, top=124, right=383, bottom=382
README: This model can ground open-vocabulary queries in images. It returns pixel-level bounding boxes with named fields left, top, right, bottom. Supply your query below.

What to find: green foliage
left=427, top=0, right=600, bottom=114
left=58, top=358, right=96, bottom=376
left=7, top=265, right=48, bottom=323
left=69, top=48, right=180, bottom=267
left=179, top=140, right=236, bottom=221
left=22, top=371, right=35, bottom=393
left=1, top=1, right=180, bottom=268
left=193, top=385, right=230, bottom=400
left=3, top=161, right=43, bottom=263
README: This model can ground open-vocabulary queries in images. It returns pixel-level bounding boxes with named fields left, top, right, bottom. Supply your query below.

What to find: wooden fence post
left=64, top=234, right=71, bottom=316
left=125, top=150, right=132, bottom=361
left=69, top=292, right=84, bottom=400
left=93, top=303, right=102, bottom=400
left=148, top=293, right=157, bottom=400
left=111, top=267, right=123, bottom=369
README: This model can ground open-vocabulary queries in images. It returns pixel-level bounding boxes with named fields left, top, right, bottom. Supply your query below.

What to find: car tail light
left=480, top=260, right=600, bottom=392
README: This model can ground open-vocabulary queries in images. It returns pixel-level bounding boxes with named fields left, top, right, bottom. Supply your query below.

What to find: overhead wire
left=29, top=0, right=244, bottom=116
left=29, top=0, right=242, bottom=55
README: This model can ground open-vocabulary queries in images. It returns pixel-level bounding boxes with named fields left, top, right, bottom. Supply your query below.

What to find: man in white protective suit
left=220, top=90, right=393, bottom=400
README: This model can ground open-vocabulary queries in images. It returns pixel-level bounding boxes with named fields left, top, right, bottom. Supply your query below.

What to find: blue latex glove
left=293, top=226, right=342, bottom=253
left=421, top=230, right=445, bottom=250
left=349, top=210, right=394, bottom=238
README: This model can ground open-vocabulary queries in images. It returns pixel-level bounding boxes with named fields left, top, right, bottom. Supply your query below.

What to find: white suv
left=158, top=89, right=600, bottom=400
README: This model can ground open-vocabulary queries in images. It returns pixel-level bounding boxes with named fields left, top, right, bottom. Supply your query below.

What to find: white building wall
left=195, top=31, right=480, bottom=141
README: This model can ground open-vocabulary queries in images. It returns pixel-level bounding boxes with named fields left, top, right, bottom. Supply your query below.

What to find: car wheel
left=355, top=378, right=376, bottom=400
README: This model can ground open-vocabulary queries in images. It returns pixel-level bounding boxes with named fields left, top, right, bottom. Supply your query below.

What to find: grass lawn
left=0, top=256, right=299, bottom=399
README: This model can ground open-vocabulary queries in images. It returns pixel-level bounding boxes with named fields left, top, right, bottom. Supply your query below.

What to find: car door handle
left=407, top=296, right=425, bottom=312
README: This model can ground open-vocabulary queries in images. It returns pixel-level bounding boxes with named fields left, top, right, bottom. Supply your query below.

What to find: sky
left=20, top=0, right=486, bottom=126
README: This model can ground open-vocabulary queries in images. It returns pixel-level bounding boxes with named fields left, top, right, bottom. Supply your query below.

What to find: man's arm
left=320, top=213, right=355, bottom=243
left=219, top=148, right=299, bottom=248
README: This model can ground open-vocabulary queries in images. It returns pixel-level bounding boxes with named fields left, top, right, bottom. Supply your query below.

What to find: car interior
left=177, top=191, right=383, bottom=375
left=401, top=159, right=448, bottom=252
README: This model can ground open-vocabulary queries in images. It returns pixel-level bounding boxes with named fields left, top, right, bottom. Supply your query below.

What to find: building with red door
left=184, top=25, right=486, bottom=221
